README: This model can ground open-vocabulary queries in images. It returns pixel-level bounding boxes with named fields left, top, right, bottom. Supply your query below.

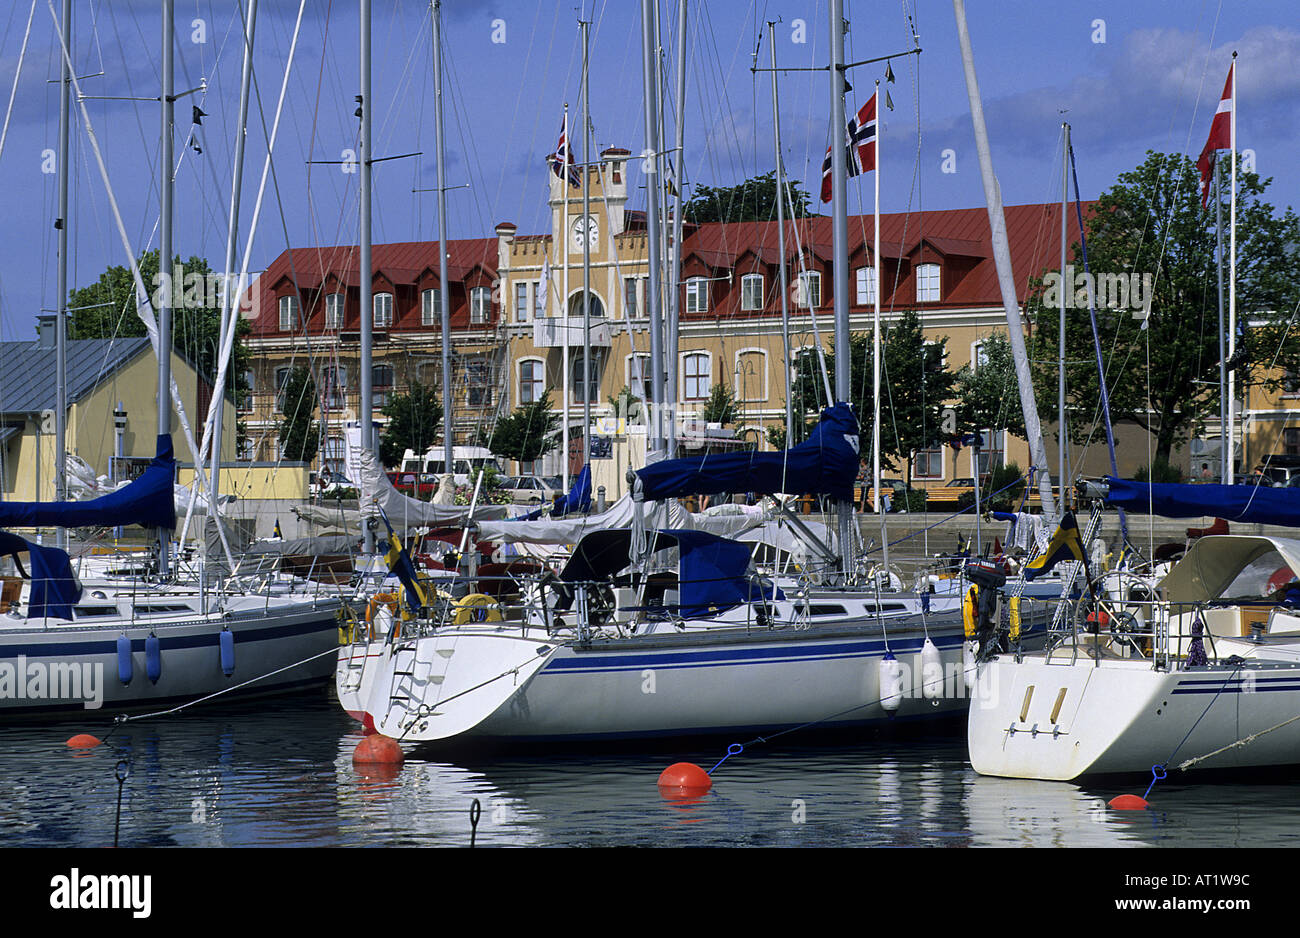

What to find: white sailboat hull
left=0, top=596, right=342, bottom=718
left=354, top=603, right=1049, bottom=744
left=968, top=643, right=1300, bottom=780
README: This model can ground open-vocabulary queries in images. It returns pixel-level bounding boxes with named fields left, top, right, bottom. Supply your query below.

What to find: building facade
left=245, top=146, right=1276, bottom=498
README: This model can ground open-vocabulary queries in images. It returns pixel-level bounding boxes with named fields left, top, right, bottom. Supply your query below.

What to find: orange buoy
left=352, top=734, right=404, bottom=768
left=1108, top=794, right=1149, bottom=810
left=657, top=762, right=712, bottom=794
left=66, top=734, right=102, bottom=749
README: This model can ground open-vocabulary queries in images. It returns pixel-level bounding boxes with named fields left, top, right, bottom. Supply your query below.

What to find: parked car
left=387, top=471, right=441, bottom=498
left=500, top=474, right=561, bottom=505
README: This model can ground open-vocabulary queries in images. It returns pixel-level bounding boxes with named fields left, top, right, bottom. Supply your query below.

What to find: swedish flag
left=378, top=507, right=427, bottom=616
left=1023, top=510, right=1087, bottom=581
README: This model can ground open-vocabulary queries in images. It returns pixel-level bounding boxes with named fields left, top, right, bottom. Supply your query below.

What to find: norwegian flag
left=1197, top=62, right=1233, bottom=209
left=550, top=112, right=581, bottom=188
left=820, top=93, right=877, bottom=203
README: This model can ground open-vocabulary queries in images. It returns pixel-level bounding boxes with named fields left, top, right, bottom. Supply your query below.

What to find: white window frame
left=740, top=273, right=764, bottom=311
left=514, top=281, right=531, bottom=323
left=917, top=263, right=941, bottom=303
left=682, top=351, right=711, bottom=402
left=373, top=291, right=394, bottom=328
left=421, top=287, right=441, bottom=326
left=470, top=286, right=491, bottom=324
left=571, top=351, right=602, bottom=405
left=626, top=353, right=652, bottom=402
left=913, top=448, right=945, bottom=481
left=324, top=292, right=344, bottom=329
left=796, top=271, right=821, bottom=309
left=733, top=348, right=768, bottom=403
left=278, top=294, right=299, bottom=331
left=518, top=357, right=545, bottom=405
left=623, top=276, right=640, bottom=319
left=855, top=266, right=877, bottom=306
left=685, top=277, right=708, bottom=314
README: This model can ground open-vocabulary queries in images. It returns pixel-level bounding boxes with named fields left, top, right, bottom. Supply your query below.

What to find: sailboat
left=342, top=0, right=1057, bottom=747
left=0, top=0, right=342, bottom=720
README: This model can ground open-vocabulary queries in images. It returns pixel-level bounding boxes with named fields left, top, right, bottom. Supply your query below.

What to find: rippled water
left=6, top=688, right=1299, bottom=849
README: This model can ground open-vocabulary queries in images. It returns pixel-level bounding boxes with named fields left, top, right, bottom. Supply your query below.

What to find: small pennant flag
left=1023, top=511, right=1088, bottom=581
left=378, top=507, right=427, bottom=617
left=1197, top=61, right=1234, bottom=210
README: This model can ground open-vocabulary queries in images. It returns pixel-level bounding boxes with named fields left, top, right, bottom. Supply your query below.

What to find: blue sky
left=0, top=0, right=1295, bottom=341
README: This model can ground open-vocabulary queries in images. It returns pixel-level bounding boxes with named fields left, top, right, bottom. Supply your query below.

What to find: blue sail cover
left=553, top=464, right=592, bottom=516
left=0, top=434, right=176, bottom=530
left=1103, top=477, right=1300, bottom=526
left=635, top=403, right=860, bottom=501
left=0, top=531, right=81, bottom=619
left=671, top=528, right=783, bottom=618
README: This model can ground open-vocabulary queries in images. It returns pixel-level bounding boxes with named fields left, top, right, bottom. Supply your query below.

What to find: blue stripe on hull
left=0, top=616, right=338, bottom=659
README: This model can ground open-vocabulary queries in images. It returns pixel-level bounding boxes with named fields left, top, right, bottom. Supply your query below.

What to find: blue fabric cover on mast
left=553, top=464, right=592, bottom=516
left=0, top=434, right=176, bottom=530
left=634, top=403, right=860, bottom=501
left=1103, top=477, right=1300, bottom=526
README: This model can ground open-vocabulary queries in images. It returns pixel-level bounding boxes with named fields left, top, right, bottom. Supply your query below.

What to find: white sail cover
left=356, top=446, right=513, bottom=530
left=474, top=495, right=768, bottom=546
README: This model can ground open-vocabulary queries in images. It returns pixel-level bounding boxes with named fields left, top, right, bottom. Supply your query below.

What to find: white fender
left=879, top=653, right=904, bottom=712
left=919, top=638, right=943, bottom=700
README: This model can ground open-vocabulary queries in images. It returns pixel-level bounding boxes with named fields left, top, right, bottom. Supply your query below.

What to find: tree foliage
left=67, top=250, right=251, bottom=402
left=485, top=392, right=561, bottom=466
left=699, top=381, right=740, bottom=427
left=278, top=365, right=319, bottom=463
left=953, top=332, right=1029, bottom=440
left=379, top=382, right=443, bottom=468
left=1025, top=150, right=1300, bottom=463
left=682, top=171, right=813, bottom=225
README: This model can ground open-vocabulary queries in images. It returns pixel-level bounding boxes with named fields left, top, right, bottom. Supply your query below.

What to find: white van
left=399, top=445, right=502, bottom=487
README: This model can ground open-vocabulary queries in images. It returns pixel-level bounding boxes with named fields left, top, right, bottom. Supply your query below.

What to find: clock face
left=570, top=215, right=598, bottom=251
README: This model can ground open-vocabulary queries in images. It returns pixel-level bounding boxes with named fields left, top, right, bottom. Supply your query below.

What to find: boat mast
left=359, top=0, right=374, bottom=552
left=1059, top=121, right=1068, bottom=494
left=640, top=0, right=665, bottom=462
left=766, top=22, right=793, bottom=443
left=213, top=0, right=258, bottom=511
left=157, top=0, right=176, bottom=574
left=581, top=19, right=592, bottom=469
left=828, top=0, right=855, bottom=576
left=561, top=102, right=571, bottom=491
left=873, top=79, right=887, bottom=572
left=54, top=0, right=70, bottom=548
left=666, top=0, right=686, bottom=458
left=952, top=0, right=1056, bottom=519
left=432, top=0, right=453, bottom=482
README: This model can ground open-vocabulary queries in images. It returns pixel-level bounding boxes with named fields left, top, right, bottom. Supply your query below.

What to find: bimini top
left=0, top=434, right=176, bottom=531
left=0, top=531, right=80, bottom=619
left=1159, top=534, right=1300, bottom=604
left=634, top=403, right=860, bottom=502
left=560, top=528, right=782, bottom=618
left=1102, top=477, right=1300, bottom=527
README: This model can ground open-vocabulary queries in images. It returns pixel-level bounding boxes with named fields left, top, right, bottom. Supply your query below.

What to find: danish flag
left=1196, top=62, right=1233, bottom=210
left=820, top=92, right=877, bottom=203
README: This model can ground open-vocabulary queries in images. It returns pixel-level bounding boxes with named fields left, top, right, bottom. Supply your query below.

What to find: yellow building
left=0, top=320, right=235, bottom=502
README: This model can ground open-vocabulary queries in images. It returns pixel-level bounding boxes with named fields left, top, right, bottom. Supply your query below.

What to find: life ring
left=452, top=593, right=504, bottom=626
left=366, top=592, right=401, bottom=639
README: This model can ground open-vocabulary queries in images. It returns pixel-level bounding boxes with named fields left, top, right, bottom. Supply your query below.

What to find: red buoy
left=1108, top=794, right=1149, bottom=810
left=66, top=734, right=102, bottom=749
left=361, top=712, right=378, bottom=736
left=657, top=762, right=712, bottom=794
left=352, top=734, right=404, bottom=768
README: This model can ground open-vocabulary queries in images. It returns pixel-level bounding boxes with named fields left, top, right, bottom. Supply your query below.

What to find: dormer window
left=917, top=263, right=941, bottom=302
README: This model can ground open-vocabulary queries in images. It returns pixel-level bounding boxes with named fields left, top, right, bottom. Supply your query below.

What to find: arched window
left=519, top=358, right=545, bottom=405
left=682, top=352, right=711, bottom=401
left=372, top=364, right=394, bottom=407
left=734, top=349, right=767, bottom=403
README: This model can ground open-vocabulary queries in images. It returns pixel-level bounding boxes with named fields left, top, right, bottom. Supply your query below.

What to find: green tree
left=699, top=381, right=740, bottom=427
left=379, top=382, right=443, bottom=468
left=953, top=332, right=1029, bottom=440
left=485, top=392, right=561, bottom=466
left=879, top=310, right=958, bottom=487
left=1025, top=150, right=1300, bottom=464
left=278, top=365, right=319, bottom=463
left=683, top=171, right=813, bottom=224
left=67, top=250, right=252, bottom=404
left=788, top=335, right=871, bottom=447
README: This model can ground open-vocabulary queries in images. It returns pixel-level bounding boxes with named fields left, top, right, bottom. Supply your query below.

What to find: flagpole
left=1214, top=152, right=1228, bottom=484
left=873, top=81, right=886, bottom=575
left=640, top=0, right=665, bottom=463
left=667, top=0, right=686, bottom=459
left=829, top=0, right=855, bottom=579
left=1228, top=51, right=1237, bottom=483
left=581, top=22, right=592, bottom=471
left=766, top=22, right=793, bottom=446
left=1059, top=122, right=1069, bottom=496
left=562, top=103, right=571, bottom=492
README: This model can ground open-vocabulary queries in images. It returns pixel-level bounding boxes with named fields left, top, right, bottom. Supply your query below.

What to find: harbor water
left=6, top=686, right=1300, bottom=850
